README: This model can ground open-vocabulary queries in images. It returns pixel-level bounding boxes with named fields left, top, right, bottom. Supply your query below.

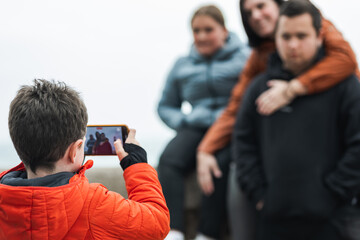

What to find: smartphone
left=85, top=124, right=129, bottom=155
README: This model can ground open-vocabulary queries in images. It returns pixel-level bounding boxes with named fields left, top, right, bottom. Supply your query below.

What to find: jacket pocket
left=263, top=177, right=339, bottom=220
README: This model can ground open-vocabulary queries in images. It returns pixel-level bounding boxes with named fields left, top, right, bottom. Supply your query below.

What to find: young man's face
left=275, top=13, right=322, bottom=75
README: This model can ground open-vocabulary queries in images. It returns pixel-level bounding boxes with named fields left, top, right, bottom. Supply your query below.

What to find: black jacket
left=233, top=49, right=360, bottom=220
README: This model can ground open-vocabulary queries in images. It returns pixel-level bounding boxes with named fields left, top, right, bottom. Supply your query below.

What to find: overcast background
left=0, top=0, right=359, bottom=168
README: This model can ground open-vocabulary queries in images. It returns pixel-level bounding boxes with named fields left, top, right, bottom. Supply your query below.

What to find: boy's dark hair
left=240, top=0, right=284, bottom=48
left=8, top=79, right=88, bottom=173
left=279, top=0, right=322, bottom=35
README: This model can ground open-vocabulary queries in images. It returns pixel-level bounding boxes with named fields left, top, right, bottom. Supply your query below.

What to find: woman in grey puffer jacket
left=157, top=5, right=249, bottom=240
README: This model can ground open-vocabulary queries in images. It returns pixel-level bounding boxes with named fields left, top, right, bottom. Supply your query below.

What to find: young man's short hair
left=8, top=79, right=88, bottom=173
left=279, top=0, right=322, bottom=34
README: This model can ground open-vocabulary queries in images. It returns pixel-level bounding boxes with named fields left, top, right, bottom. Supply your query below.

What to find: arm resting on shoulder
left=256, top=19, right=359, bottom=115
left=297, top=18, right=358, bottom=94
left=157, top=60, right=186, bottom=130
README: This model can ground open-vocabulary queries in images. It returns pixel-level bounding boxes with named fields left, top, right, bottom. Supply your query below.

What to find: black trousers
left=256, top=217, right=341, bottom=240
left=256, top=204, right=360, bottom=240
left=158, top=127, right=231, bottom=238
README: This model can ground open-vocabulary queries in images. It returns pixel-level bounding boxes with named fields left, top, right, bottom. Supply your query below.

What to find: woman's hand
left=197, top=151, right=222, bottom=196
left=114, top=129, right=140, bottom=161
left=256, top=80, right=291, bottom=115
left=256, top=79, right=307, bottom=115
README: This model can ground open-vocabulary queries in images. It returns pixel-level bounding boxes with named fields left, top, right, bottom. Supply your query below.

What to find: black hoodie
left=233, top=49, right=360, bottom=220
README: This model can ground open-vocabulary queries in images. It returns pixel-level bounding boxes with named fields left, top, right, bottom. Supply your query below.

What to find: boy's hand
left=114, top=129, right=147, bottom=170
left=114, top=129, right=140, bottom=161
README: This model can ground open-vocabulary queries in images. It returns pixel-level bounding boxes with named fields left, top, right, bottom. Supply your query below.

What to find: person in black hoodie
left=232, top=1, right=360, bottom=240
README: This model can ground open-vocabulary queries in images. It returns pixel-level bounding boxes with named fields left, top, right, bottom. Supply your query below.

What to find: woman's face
left=100, top=133, right=106, bottom=140
left=243, top=0, right=280, bottom=38
left=192, top=15, right=228, bottom=57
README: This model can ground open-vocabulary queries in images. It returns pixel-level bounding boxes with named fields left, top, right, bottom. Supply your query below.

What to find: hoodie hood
left=189, top=31, right=243, bottom=62
left=266, top=47, right=326, bottom=81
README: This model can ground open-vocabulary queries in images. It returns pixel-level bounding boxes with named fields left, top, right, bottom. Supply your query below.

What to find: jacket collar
left=0, top=160, right=94, bottom=184
left=70, top=160, right=93, bottom=183
left=189, top=31, right=243, bottom=62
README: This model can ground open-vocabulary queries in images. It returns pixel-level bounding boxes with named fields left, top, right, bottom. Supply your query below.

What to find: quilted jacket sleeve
left=157, top=58, right=186, bottom=130
left=89, top=163, right=170, bottom=240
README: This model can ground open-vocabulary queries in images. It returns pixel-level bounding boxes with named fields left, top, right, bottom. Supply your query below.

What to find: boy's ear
left=68, top=139, right=84, bottom=163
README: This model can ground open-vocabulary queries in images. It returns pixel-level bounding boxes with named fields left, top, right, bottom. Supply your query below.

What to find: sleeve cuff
left=120, top=144, right=148, bottom=170
left=297, top=75, right=315, bottom=94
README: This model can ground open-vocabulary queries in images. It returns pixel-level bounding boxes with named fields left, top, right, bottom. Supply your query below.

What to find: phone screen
left=85, top=125, right=129, bottom=155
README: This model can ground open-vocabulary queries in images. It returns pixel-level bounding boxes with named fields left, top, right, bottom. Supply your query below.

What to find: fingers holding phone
left=114, top=139, right=128, bottom=161
left=115, top=129, right=140, bottom=161
left=125, top=129, right=140, bottom=146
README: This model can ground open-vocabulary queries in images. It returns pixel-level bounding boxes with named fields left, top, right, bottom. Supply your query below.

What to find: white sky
left=0, top=0, right=359, bottom=167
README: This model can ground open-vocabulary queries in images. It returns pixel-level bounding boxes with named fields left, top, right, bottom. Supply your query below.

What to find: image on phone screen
left=85, top=125, right=128, bottom=155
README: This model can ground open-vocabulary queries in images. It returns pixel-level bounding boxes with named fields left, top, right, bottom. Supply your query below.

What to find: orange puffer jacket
left=0, top=161, right=170, bottom=240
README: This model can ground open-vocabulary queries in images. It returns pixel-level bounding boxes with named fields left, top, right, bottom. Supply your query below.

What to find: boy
left=0, top=79, right=170, bottom=239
